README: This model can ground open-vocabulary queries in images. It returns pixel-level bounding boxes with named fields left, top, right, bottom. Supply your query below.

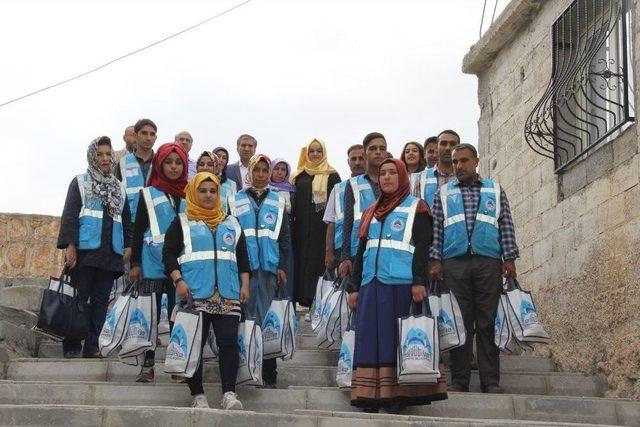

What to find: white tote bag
left=494, top=292, right=513, bottom=351
left=203, top=327, right=219, bottom=361
left=311, top=270, right=337, bottom=331
left=99, top=287, right=132, bottom=357
left=158, top=293, right=170, bottom=335
left=164, top=306, right=203, bottom=378
left=336, top=311, right=355, bottom=389
left=316, top=282, right=347, bottom=349
left=237, top=314, right=263, bottom=386
left=263, top=288, right=291, bottom=360
left=505, top=279, right=550, bottom=344
left=119, top=289, right=157, bottom=360
left=282, top=297, right=297, bottom=361
left=436, top=282, right=466, bottom=352
left=397, top=301, right=440, bottom=384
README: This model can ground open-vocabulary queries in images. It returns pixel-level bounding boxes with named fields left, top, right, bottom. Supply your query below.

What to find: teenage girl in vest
left=230, top=154, right=290, bottom=388
left=163, top=172, right=251, bottom=409
left=269, top=158, right=296, bottom=299
left=57, top=137, right=132, bottom=358
left=129, top=142, right=188, bottom=382
left=348, top=158, right=448, bottom=413
left=213, top=146, right=237, bottom=213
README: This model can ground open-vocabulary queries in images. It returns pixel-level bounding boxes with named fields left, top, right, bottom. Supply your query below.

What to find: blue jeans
left=62, top=267, right=116, bottom=356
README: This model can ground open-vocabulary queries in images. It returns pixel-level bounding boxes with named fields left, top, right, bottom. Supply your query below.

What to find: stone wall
left=464, top=0, right=640, bottom=398
left=0, top=214, right=64, bottom=280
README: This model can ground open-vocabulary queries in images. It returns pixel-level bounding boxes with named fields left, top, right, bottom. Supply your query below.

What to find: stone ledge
left=462, top=0, right=544, bottom=76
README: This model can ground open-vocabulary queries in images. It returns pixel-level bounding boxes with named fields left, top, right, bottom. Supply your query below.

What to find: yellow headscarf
left=290, top=139, right=337, bottom=204
left=185, top=172, right=227, bottom=229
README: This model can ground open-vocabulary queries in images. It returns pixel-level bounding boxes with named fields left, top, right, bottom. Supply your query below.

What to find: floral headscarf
left=85, top=137, right=123, bottom=218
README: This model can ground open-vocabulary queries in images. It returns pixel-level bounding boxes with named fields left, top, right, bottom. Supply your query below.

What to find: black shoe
left=362, top=407, right=379, bottom=413
left=83, top=352, right=103, bottom=359
left=258, top=378, right=277, bottom=389
left=63, top=350, right=82, bottom=359
left=483, top=385, right=504, bottom=394
left=448, top=384, right=469, bottom=392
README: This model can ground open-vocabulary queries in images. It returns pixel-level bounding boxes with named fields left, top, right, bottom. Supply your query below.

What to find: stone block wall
left=465, top=0, right=640, bottom=398
left=0, top=214, right=64, bottom=279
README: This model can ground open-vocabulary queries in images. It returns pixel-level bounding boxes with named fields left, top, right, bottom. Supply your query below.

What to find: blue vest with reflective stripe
left=141, top=187, right=185, bottom=279
left=442, top=178, right=502, bottom=260
left=119, top=153, right=146, bottom=221
left=362, top=196, right=420, bottom=286
left=333, top=180, right=348, bottom=250
left=231, top=190, right=284, bottom=274
left=349, top=175, right=377, bottom=257
left=177, top=214, right=241, bottom=300
left=418, top=167, right=438, bottom=209
left=76, top=174, right=125, bottom=255
left=220, top=180, right=237, bottom=214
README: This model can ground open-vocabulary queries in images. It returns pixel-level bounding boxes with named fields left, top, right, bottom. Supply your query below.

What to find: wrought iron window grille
left=524, top=0, right=635, bottom=173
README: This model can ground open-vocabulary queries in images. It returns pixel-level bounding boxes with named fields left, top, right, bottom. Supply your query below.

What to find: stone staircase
left=1, top=279, right=639, bottom=426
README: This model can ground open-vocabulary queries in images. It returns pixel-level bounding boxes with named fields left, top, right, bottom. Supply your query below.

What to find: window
left=524, top=0, right=635, bottom=173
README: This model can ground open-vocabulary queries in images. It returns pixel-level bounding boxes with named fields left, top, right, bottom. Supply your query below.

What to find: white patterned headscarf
left=85, top=137, right=123, bottom=218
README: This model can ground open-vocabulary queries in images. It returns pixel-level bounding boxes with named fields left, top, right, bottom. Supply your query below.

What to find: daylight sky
left=0, top=0, right=508, bottom=215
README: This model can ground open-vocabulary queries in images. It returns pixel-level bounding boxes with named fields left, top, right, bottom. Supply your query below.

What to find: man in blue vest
left=116, top=118, right=157, bottom=221
left=413, top=130, right=458, bottom=207
left=323, top=144, right=366, bottom=270
left=338, top=133, right=387, bottom=279
left=430, top=143, right=519, bottom=394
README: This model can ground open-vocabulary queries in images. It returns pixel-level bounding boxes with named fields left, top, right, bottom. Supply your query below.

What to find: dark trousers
left=62, top=267, right=115, bottom=356
left=444, top=255, right=502, bottom=390
left=144, top=288, right=176, bottom=367
left=188, top=313, right=240, bottom=395
left=263, top=357, right=277, bottom=384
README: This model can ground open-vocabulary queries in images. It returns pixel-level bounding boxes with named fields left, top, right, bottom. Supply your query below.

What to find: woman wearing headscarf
left=213, top=147, right=237, bottom=213
left=230, top=154, right=290, bottom=388
left=348, top=158, right=447, bottom=414
left=57, top=136, right=131, bottom=358
left=290, top=139, right=341, bottom=308
left=163, top=172, right=250, bottom=409
left=269, top=158, right=296, bottom=298
left=196, top=150, right=218, bottom=174
left=129, top=142, right=188, bottom=382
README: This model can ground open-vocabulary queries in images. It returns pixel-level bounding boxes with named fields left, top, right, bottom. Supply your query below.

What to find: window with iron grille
left=524, top=0, right=635, bottom=173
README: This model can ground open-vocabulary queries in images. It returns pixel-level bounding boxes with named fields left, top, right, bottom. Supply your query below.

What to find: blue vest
left=76, top=174, right=125, bottom=255
left=177, top=214, right=242, bottom=300
left=140, top=187, right=185, bottom=279
left=333, top=180, right=348, bottom=250
left=230, top=191, right=284, bottom=274
left=441, top=178, right=502, bottom=260
left=220, top=180, right=237, bottom=214
left=349, top=175, right=377, bottom=257
left=417, top=168, right=438, bottom=209
left=362, top=196, right=420, bottom=286
left=119, top=153, right=147, bottom=221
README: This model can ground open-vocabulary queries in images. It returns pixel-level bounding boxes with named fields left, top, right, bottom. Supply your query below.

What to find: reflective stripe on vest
left=350, top=176, right=374, bottom=221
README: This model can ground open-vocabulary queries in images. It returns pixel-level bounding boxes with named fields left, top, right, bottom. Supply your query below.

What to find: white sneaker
left=191, top=394, right=210, bottom=409
left=221, top=391, right=243, bottom=410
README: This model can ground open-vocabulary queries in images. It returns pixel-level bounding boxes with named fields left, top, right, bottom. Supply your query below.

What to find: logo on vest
left=264, top=212, right=276, bottom=225
left=402, top=327, right=433, bottom=362
left=485, top=199, right=496, bottom=211
left=223, top=232, right=235, bottom=245
left=391, top=218, right=404, bottom=232
left=166, top=324, right=189, bottom=361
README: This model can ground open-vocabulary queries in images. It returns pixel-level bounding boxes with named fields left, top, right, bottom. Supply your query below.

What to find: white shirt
left=239, top=164, right=249, bottom=189
left=323, top=186, right=337, bottom=224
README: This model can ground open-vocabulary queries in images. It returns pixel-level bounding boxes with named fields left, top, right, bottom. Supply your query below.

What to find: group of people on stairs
left=56, top=118, right=519, bottom=412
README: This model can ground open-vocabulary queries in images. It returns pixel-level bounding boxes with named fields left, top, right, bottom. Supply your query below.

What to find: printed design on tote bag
left=166, top=325, right=189, bottom=361
left=323, top=302, right=332, bottom=321
left=437, top=308, right=456, bottom=336
left=253, top=339, right=262, bottom=375
left=337, top=342, right=352, bottom=376
left=103, top=308, right=117, bottom=337
left=519, top=300, right=538, bottom=326
left=494, top=311, right=502, bottom=334
left=238, top=334, right=248, bottom=366
left=262, top=311, right=281, bottom=343
left=128, top=308, right=149, bottom=338
left=160, top=295, right=168, bottom=322
left=402, top=328, right=433, bottom=362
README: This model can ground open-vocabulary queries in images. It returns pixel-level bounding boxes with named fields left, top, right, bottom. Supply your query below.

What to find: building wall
left=0, top=214, right=64, bottom=279
left=469, top=0, right=640, bottom=398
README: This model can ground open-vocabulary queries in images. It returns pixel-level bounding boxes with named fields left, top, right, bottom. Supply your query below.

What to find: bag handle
left=505, top=277, right=520, bottom=291
left=428, top=279, right=439, bottom=296
left=323, top=268, right=337, bottom=282
left=275, top=284, right=289, bottom=299
left=338, top=274, right=352, bottom=291
left=347, top=309, right=356, bottom=331
left=408, top=299, right=432, bottom=317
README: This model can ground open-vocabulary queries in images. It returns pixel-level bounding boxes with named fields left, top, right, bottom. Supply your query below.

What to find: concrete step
left=5, top=359, right=601, bottom=396
left=0, top=277, right=49, bottom=290
left=0, top=404, right=617, bottom=427
left=0, top=381, right=637, bottom=425
left=0, top=285, right=44, bottom=313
